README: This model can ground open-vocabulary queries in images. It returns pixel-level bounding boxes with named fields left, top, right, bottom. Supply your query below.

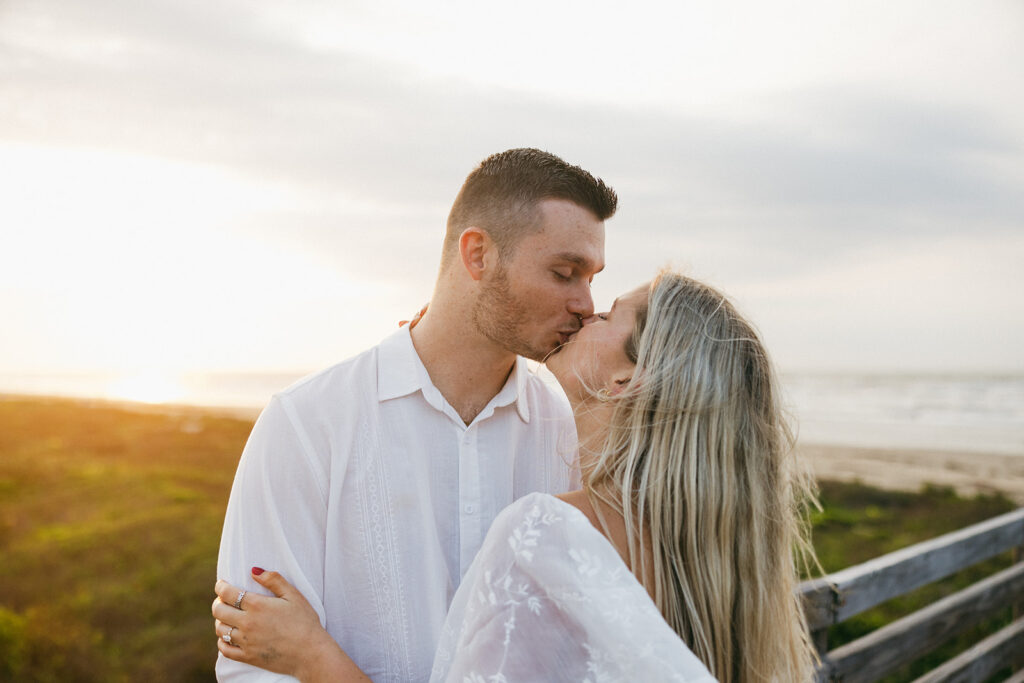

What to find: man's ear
left=459, top=227, right=492, bottom=282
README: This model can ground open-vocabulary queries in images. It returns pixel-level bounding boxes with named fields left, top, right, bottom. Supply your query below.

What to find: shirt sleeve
left=216, top=394, right=330, bottom=682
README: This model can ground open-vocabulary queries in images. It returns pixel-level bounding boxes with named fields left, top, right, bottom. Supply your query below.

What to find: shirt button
left=464, top=504, right=474, bottom=514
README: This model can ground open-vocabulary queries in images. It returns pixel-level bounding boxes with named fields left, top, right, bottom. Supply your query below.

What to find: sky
left=2, top=0, right=1023, bottom=387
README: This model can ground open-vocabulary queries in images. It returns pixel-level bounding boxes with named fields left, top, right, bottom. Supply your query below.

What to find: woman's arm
left=213, top=568, right=371, bottom=683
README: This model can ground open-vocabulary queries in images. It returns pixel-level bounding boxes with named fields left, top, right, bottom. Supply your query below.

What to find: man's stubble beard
left=471, top=263, right=549, bottom=362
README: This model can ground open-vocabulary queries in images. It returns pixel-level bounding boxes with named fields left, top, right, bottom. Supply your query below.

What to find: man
left=215, top=148, right=616, bottom=681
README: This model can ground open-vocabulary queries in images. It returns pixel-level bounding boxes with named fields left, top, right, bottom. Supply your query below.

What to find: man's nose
left=568, top=286, right=594, bottom=321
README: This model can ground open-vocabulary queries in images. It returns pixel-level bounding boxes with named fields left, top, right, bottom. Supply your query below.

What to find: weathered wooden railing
left=799, top=507, right=1024, bottom=683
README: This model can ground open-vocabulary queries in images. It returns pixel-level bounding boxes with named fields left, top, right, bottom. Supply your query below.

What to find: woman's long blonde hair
left=585, top=271, right=819, bottom=682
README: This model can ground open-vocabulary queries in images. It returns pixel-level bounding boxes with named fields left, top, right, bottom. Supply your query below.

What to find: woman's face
left=546, top=283, right=649, bottom=404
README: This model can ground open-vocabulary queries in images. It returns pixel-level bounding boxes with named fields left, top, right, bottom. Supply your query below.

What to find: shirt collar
left=489, top=356, right=531, bottom=423
left=377, top=326, right=426, bottom=402
left=377, top=326, right=531, bottom=423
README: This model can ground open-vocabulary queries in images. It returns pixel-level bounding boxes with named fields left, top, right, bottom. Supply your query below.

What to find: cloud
left=5, top=0, right=1021, bottom=230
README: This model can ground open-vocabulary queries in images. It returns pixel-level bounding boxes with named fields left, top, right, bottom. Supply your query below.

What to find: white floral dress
left=430, top=493, right=718, bottom=682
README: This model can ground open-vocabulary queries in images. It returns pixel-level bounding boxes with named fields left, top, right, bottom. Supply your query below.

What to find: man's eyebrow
left=553, top=253, right=588, bottom=266
left=553, top=252, right=603, bottom=272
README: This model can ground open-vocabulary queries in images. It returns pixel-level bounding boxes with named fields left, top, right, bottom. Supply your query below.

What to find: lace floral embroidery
left=430, top=494, right=717, bottom=683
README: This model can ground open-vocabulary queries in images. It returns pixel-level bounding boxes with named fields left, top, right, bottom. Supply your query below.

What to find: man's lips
left=556, top=329, right=579, bottom=346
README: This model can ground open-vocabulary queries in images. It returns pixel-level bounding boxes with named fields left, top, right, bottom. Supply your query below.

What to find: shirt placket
left=458, top=424, right=483, bottom=578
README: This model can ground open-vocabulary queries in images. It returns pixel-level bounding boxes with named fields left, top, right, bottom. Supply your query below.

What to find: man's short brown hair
left=443, top=148, right=617, bottom=264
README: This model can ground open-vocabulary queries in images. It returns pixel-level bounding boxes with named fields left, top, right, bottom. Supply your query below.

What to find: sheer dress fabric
left=430, top=493, right=718, bottom=683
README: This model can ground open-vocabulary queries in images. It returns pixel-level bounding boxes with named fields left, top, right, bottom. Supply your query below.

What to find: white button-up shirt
left=216, top=326, right=576, bottom=682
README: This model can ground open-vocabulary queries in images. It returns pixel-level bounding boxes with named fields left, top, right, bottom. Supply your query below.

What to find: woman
left=213, top=271, right=819, bottom=682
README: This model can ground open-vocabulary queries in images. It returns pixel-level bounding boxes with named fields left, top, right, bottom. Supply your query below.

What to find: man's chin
left=508, top=332, right=570, bottom=363
left=511, top=334, right=560, bottom=362
left=537, top=342, right=566, bottom=366
left=523, top=348, right=555, bottom=363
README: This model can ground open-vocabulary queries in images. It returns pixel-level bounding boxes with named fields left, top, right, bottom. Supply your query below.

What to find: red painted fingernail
left=252, top=566, right=265, bottom=576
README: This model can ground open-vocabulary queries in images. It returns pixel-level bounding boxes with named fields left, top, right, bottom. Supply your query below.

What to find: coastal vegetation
left=0, top=397, right=1017, bottom=682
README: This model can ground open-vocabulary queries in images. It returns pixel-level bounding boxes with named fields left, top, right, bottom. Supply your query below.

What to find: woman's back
left=430, top=493, right=718, bottom=683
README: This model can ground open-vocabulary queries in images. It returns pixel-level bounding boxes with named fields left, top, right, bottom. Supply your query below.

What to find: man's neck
left=409, top=303, right=518, bottom=425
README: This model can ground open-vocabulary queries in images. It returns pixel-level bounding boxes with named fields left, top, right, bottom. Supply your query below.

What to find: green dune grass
left=0, top=397, right=1017, bottom=682
left=0, top=397, right=249, bottom=682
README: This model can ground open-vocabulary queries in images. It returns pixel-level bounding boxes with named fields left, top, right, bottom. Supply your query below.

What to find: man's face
left=472, top=198, right=606, bottom=361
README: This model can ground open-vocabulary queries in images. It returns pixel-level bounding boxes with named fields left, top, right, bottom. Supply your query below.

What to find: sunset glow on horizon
left=105, top=370, right=188, bottom=405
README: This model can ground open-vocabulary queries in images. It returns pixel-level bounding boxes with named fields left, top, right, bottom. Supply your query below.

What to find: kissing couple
left=212, top=148, right=819, bottom=682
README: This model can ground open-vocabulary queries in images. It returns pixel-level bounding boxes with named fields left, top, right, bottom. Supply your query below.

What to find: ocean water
left=2, top=371, right=1022, bottom=456
left=781, top=373, right=1024, bottom=456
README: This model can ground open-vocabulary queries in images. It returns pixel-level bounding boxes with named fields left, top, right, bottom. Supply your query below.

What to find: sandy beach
left=798, top=442, right=1024, bottom=504
left=203, top=400, right=1024, bottom=505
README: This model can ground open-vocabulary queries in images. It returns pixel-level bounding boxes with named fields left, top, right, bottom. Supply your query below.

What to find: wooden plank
left=811, top=626, right=829, bottom=657
left=819, top=562, right=1024, bottom=683
left=910, top=617, right=1024, bottom=683
left=1015, top=545, right=1024, bottom=622
left=802, top=577, right=839, bottom=634
left=800, top=507, right=1024, bottom=630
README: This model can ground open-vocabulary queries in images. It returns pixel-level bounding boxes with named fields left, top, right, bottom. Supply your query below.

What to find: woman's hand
left=213, top=568, right=370, bottom=682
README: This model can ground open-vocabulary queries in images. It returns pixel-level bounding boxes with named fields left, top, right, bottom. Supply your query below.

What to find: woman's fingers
left=250, top=568, right=318, bottom=617
left=214, top=613, right=259, bottom=666
left=250, top=567, right=294, bottom=600
left=214, top=579, right=253, bottom=610
left=216, top=622, right=248, bottom=663
left=213, top=569, right=296, bottom=611
left=212, top=598, right=242, bottom=626
left=217, top=637, right=240, bottom=660
left=216, top=620, right=246, bottom=648
left=214, top=578, right=231, bottom=600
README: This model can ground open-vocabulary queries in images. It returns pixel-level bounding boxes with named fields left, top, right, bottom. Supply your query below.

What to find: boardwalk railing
left=799, top=507, right=1024, bottom=683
